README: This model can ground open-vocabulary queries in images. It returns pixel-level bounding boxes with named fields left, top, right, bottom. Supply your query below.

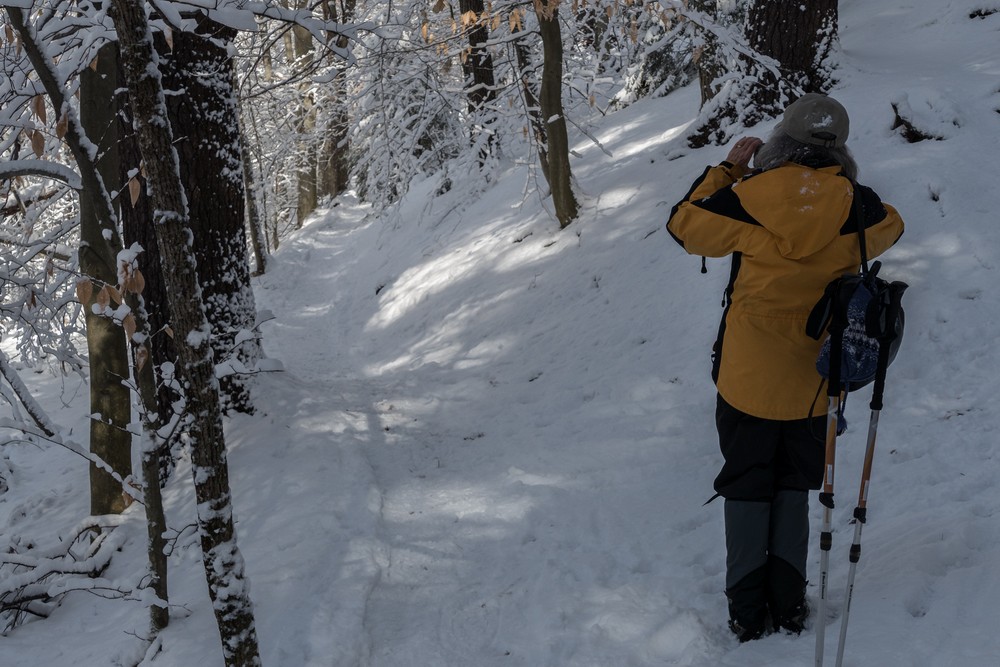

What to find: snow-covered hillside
left=3, top=1, right=1000, bottom=665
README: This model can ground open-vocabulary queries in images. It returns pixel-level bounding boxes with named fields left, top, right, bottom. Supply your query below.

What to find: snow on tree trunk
left=512, top=26, right=551, bottom=185
left=117, top=21, right=260, bottom=417
left=156, top=17, right=260, bottom=415
left=107, top=1, right=262, bottom=664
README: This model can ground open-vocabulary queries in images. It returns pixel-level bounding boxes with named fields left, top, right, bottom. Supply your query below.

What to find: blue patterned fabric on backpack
left=815, top=279, right=881, bottom=390
left=808, top=265, right=905, bottom=393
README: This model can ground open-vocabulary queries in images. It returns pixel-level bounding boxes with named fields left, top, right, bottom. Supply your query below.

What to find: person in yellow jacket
left=666, top=93, right=904, bottom=642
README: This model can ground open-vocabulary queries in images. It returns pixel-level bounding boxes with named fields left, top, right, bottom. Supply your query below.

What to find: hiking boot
left=726, top=564, right=769, bottom=643
left=765, top=555, right=808, bottom=634
left=728, top=616, right=767, bottom=643
left=773, top=598, right=809, bottom=635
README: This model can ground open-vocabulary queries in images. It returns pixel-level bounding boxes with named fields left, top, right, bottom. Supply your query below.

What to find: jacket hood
left=734, top=164, right=853, bottom=260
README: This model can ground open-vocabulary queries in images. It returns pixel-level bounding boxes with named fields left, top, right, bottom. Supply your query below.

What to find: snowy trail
left=237, top=213, right=397, bottom=667
left=253, top=204, right=733, bottom=666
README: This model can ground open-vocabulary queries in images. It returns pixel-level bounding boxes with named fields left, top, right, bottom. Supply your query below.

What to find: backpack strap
left=854, top=181, right=872, bottom=278
left=808, top=180, right=874, bottom=341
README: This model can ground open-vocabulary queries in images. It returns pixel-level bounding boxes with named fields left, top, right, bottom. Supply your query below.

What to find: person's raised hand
left=725, top=136, right=763, bottom=168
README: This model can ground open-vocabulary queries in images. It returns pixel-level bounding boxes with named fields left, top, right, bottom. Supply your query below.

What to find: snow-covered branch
left=0, top=160, right=81, bottom=189
left=0, top=516, right=130, bottom=633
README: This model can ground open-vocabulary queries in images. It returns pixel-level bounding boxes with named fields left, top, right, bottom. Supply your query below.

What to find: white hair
left=754, top=127, right=858, bottom=181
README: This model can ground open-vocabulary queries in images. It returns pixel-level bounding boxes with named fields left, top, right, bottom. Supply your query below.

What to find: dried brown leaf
left=432, top=0, right=447, bottom=12
left=106, top=284, right=123, bottom=305
left=76, top=278, right=93, bottom=304
left=132, top=269, right=146, bottom=294
left=31, top=129, right=44, bottom=158
left=136, top=344, right=149, bottom=371
left=32, top=95, right=46, bottom=125
left=56, top=111, right=69, bottom=139
left=163, top=325, right=174, bottom=339
left=128, top=177, right=141, bottom=207
left=96, top=286, right=110, bottom=309
left=123, top=313, right=137, bottom=340
left=510, top=8, right=524, bottom=31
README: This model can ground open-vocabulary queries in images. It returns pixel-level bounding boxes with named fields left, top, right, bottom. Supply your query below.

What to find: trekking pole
left=834, top=282, right=907, bottom=667
left=815, top=393, right=839, bottom=667
left=815, top=285, right=848, bottom=667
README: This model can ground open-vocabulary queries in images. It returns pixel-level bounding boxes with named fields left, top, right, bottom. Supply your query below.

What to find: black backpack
left=806, top=185, right=907, bottom=395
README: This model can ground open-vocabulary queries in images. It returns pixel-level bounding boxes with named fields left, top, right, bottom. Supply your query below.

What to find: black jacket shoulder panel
left=667, top=165, right=715, bottom=228
left=692, top=186, right=763, bottom=228
left=840, top=184, right=889, bottom=235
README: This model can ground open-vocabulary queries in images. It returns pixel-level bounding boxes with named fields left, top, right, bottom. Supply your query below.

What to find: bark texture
left=746, top=0, right=838, bottom=108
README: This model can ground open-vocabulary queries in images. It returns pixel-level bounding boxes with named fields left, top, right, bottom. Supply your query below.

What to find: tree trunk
left=317, top=75, right=350, bottom=199
left=512, top=26, right=550, bottom=186
left=292, top=12, right=317, bottom=225
left=157, top=17, right=259, bottom=414
left=317, top=0, right=353, bottom=200
left=128, top=281, right=171, bottom=633
left=746, top=0, right=838, bottom=109
left=108, top=2, right=262, bottom=664
left=535, top=1, right=579, bottom=228
left=688, top=0, right=838, bottom=147
left=459, top=0, right=497, bottom=159
left=79, top=43, right=134, bottom=517
left=241, top=127, right=269, bottom=276
left=7, top=10, right=133, bottom=517
left=119, top=19, right=260, bottom=417
left=689, top=0, right=722, bottom=109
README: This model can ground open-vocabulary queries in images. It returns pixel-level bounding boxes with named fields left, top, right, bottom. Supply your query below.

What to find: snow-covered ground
left=3, top=1, right=1000, bottom=665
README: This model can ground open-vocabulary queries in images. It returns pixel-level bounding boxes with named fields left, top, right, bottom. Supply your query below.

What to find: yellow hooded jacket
left=667, top=161, right=905, bottom=420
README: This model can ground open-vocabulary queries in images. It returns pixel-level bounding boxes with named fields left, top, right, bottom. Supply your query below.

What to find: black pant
left=714, top=394, right=825, bottom=501
left=714, top=395, right=825, bottom=630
